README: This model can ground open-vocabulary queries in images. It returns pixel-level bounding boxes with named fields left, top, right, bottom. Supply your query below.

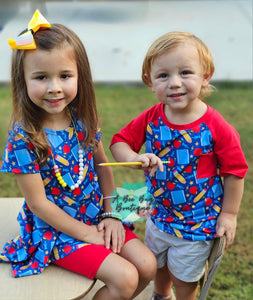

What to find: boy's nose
left=168, top=75, right=182, bottom=88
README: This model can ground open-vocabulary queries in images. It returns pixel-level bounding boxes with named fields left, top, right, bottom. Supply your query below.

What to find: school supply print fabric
left=111, top=103, right=248, bottom=241
left=0, top=117, right=102, bottom=277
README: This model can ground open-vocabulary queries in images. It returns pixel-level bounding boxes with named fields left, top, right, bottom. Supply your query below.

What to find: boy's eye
left=181, top=70, right=191, bottom=76
left=159, top=73, right=168, bottom=78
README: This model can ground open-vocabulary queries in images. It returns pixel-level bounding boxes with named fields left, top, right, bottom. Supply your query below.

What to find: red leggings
left=53, top=226, right=137, bottom=279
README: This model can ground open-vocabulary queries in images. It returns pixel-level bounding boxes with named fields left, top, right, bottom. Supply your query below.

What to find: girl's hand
left=83, top=225, right=105, bottom=245
left=216, top=212, right=237, bottom=250
left=135, top=153, right=164, bottom=177
left=97, top=218, right=125, bottom=253
left=82, top=225, right=105, bottom=245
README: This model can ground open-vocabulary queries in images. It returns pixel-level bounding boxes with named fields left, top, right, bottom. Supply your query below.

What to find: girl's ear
left=202, top=72, right=213, bottom=87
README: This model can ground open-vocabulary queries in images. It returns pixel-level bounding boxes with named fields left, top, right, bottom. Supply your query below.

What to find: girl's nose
left=168, top=75, right=182, bottom=88
left=48, top=78, right=62, bottom=94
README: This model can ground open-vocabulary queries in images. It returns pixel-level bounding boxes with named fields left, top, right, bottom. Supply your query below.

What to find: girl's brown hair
left=10, top=24, right=99, bottom=165
left=142, top=31, right=215, bottom=100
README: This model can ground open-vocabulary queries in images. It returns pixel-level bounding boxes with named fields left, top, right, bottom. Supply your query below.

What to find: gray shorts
left=145, top=218, right=213, bottom=282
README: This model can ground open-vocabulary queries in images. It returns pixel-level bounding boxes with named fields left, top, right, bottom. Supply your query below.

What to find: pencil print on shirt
left=0, top=119, right=103, bottom=277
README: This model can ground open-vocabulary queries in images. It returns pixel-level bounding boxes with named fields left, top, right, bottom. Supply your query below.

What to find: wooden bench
left=0, top=198, right=96, bottom=300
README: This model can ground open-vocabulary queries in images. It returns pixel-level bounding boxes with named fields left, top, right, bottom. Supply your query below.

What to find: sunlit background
left=0, top=0, right=252, bottom=83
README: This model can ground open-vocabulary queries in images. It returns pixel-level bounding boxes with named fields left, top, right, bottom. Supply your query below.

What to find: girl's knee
left=116, top=264, right=139, bottom=299
left=142, top=252, right=157, bottom=280
left=122, top=239, right=157, bottom=279
left=96, top=253, right=139, bottom=299
left=135, top=247, right=157, bottom=280
left=97, top=262, right=139, bottom=299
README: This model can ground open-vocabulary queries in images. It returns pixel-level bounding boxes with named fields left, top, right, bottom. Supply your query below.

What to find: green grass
left=0, top=82, right=252, bottom=299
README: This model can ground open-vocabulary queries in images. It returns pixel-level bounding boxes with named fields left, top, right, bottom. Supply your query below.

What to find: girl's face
left=148, top=43, right=210, bottom=119
left=24, top=43, right=78, bottom=126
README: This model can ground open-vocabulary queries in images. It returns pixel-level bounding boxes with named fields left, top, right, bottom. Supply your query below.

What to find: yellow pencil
left=63, top=195, right=75, bottom=206
left=173, top=228, right=183, bottom=238
left=193, top=188, right=207, bottom=203
left=191, top=222, right=202, bottom=230
left=98, top=161, right=170, bottom=167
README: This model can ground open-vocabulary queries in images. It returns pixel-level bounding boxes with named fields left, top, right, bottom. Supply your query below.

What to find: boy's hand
left=216, top=211, right=237, bottom=250
left=135, top=153, right=164, bottom=177
left=97, top=218, right=125, bottom=253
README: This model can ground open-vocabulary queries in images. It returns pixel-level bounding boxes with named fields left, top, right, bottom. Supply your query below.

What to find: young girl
left=110, top=31, right=248, bottom=300
left=0, top=10, right=156, bottom=300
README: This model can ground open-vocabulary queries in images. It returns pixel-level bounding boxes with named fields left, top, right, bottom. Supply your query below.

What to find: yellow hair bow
left=8, top=9, right=51, bottom=50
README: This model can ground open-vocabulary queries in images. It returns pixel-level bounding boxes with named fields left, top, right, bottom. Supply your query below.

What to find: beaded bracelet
left=99, top=211, right=122, bottom=222
left=103, top=195, right=117, bottom=200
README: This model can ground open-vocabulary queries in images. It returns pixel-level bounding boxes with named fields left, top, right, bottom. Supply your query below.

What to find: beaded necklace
left=49, top=111, right=85, bottom=191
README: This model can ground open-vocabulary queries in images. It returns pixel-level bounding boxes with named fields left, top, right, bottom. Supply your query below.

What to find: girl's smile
left=44, top=98, right=64, bottom=106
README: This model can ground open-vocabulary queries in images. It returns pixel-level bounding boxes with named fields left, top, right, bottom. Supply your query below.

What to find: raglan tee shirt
left=0, top=117, right=103, bottom=277
left=111, top=103, right=248, bottom=241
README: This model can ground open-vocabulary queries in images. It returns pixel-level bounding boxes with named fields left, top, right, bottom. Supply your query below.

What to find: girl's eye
left=61, top=74, right=70, bottom=79
left=36, top=75, right=45, bottom=80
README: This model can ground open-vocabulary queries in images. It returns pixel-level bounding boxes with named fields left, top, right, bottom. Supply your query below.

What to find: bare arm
left=110, top=142, right=164, bottom=176
left=15, top=172, right=105, bottom=245
left=94, top=141, right=115, bottom=201
left=94, top=141, right=125, bottom=253
left=216, top=175, right=244, bottom=249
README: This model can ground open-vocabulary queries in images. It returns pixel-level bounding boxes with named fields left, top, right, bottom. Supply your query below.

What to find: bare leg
left=169, top=270, right=198, bottom=300
left=93, top=252, right=139, bottom=300
left=154, top=265, right=174, bottom=297
left=120, top=238, right=157, bottom=298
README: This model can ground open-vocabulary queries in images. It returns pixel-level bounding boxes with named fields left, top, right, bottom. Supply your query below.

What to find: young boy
left=110, top=32, right=248, bottom=300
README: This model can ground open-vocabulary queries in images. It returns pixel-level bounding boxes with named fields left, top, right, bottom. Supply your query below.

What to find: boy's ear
left=202, top=72, right=213, bottom=87
left=143, top=73, right=152, bottom=87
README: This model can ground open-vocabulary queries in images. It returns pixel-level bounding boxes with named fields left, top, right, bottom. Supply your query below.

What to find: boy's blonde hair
left=142, top=31, right=215, bottom=99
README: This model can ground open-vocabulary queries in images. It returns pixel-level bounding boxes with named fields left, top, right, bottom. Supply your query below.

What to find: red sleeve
left=110, top=104, right=161, bottom=153
left=208, top=108, right=248, bottom=178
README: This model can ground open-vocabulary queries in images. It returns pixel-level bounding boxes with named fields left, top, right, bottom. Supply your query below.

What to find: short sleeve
left=0, top=127, right=40, bottom=174
left=110, top=105, right=160, bottom=153
left=208, top=109, right=248, bottom=178
left=95, top=128, right=102, bottom=143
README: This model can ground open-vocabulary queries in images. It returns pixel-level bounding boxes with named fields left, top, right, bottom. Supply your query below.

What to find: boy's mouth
left=169, top=93, right=186, bottom=99
left=169, top=93, right=186, bottom=97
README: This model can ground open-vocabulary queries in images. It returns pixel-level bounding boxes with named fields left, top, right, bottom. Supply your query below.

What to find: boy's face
left=147, top=43, right=211, bottom=114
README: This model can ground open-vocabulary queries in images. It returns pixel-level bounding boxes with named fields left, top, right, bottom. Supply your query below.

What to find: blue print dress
left=0, top=117, right=103, bottom=277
